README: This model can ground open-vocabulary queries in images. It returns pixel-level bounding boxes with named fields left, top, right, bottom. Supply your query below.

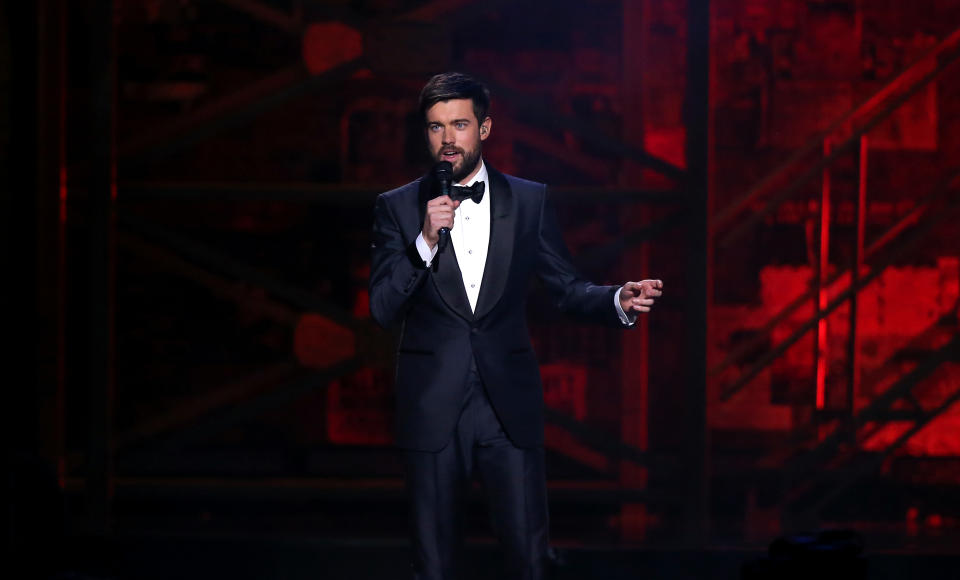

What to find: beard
left=436, top=145, right=482, bottom=183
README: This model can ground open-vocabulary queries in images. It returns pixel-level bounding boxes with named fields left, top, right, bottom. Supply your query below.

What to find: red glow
left=302, top=22, right=363, bottom=75
left=849, top=135, right=868, bottom=406
left=293, top=314, right=356, bottom=368
left=544, top=424, right=610, bottom=473
left=816, top=139, right=832, bottom=410
left=352, top=289, right=370, bottom=319
left=541, top=363, right=588, bottom=420
left=326, top=368, right=392, bottom=445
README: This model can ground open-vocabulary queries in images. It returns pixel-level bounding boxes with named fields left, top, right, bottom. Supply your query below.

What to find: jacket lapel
left=474, top=167, right=515, bottom=320
left=419, top=176, right=475, bottom=322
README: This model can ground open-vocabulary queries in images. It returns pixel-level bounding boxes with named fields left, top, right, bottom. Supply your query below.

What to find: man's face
left=424, top=98, right=491, bottom=183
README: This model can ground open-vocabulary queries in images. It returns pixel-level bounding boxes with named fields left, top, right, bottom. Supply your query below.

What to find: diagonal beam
left=118, top=0, right=513, bottom=165
left=758, top=299, right=960, bottom=468
left=122, top=6, right=677, bottom=183
left=507, top=121, right=618, bottom=181
left=400, top=0, right=482, bottom=21
left=115, top=360, right=303, bottom=451
left=574, top=209, right=691, bottom=270
left=711, top=169, right=960, bottom=378
left=487, top=78, right=687, bottom=183
left=113, top=231, right=391, bottom=452
left=214, top=0, right=303, bottom=36
left=544, top=424, right=614, bottom=474
left=544, top=408, right=666, bottom=470
left=788, top=338, right=960, bottom=516
left=713, top=26, right=960, bottom=233
left=119, top=63, right=309, bottom=159
left=717, top=46, right=960, bottom=249
left=400, top=0, right=515, bottom=23
left=719, top=196, right=959, bottom=401
left=125, top=357, right=366, bottom=459
left=119, top=230, right=300, bottom=326
left=119, top=59, right=367, bottom=166
left=118, top=211, right=361, bottom=330
left=787, top=334, right=960, bottom=480
left=541, top=408, right=686, bottom=490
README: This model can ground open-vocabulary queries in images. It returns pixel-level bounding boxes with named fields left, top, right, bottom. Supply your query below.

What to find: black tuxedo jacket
left=369, top=167, right=625, bottom=451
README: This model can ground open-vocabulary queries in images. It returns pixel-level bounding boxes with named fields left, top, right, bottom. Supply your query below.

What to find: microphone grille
left=434, top=161, right=453, bottom=180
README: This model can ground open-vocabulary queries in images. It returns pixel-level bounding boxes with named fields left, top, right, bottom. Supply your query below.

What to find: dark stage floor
left=33, top=533, right=960, bottom=580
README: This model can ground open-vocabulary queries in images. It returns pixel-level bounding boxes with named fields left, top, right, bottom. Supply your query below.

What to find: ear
left=479, top=116, right=492, bottom=141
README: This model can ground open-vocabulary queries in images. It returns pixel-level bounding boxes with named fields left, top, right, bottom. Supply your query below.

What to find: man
left=369, top=72, right=662, bottom=580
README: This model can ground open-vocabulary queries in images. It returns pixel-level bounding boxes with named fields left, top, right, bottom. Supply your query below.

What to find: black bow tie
left=450, top=181, right=485, bottom=204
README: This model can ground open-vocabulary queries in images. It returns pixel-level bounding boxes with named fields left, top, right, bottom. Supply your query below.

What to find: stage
left=54, top=533, right=960, bottom=580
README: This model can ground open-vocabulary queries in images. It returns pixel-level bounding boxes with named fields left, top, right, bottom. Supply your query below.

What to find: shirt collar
left=460, top=159, right=488, bottom=188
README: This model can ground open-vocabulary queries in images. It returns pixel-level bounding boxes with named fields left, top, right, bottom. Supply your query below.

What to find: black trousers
left=403, top=361, right=550, bottom=580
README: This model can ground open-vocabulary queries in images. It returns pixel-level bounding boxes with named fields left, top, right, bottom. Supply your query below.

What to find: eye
left=428, top=124, right=441, bottom=132
left=455, top=122, right=467, bottom=129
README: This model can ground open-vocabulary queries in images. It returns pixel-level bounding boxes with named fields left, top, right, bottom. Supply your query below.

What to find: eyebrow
left=427, top=118, right=472, bottom=125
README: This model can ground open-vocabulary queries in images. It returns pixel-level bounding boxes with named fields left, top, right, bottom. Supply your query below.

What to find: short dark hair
left=418, top=72, right=491, bottom=124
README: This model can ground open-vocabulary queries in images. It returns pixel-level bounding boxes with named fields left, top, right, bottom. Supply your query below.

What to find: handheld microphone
left=433, top=161, right=453, bottom=253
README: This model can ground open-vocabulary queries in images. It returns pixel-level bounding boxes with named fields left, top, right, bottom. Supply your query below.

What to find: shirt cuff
left=614, top=286, right=637, bottom=326
left=415, top=232, right=439, bottom=268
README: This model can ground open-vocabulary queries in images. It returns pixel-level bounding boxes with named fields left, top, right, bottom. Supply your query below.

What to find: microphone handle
left=437, top=226, right=450, bottom=253
left=437, top=177, right=451, bottom=253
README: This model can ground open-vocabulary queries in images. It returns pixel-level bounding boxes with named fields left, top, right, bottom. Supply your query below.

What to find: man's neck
left=456, top=159, right=485, bottom=186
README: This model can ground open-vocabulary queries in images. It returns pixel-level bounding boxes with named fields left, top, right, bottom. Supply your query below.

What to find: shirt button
left=465, top=216, right=471, bottom=221
left=470, top=284, right=476, bottom=288
left=468, top=249, right=473, bottom=254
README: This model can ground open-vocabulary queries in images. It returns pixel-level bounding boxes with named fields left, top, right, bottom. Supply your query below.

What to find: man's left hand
left=619, top=279, right=663, bottom=314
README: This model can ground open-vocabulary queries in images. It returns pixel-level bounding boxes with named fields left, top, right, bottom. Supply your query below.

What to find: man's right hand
left=422, top=195, right=461, bottom=248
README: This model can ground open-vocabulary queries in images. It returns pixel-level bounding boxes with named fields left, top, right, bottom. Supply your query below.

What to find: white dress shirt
left=415, top=160, right=634, bottom=324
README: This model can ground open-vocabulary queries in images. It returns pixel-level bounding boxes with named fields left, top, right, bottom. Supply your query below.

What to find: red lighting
left=293, top=314, right=356, bottom=368
left=302, top=22, right=363, bottom=75
left=816, top=139, right=832, bottom=410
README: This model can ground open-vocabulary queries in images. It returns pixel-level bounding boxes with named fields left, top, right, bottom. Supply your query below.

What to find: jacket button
left=470, top=327, right=478, bottom=334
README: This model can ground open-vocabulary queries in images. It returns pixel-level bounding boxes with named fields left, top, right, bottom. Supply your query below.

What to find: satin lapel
left=419, top=176, right=475, bottom=322
left=416, top=176, right=431, bottom=221
left=474, top=168, right=515, bottom=320
left=431, top=244, right=474, bottom=322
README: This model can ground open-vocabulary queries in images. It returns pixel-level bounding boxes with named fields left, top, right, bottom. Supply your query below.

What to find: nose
left=441, top=127, right=454, bottom=145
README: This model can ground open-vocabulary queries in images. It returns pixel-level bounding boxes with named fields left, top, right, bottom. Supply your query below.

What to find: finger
left=631, top=304, right=651, bottom=313
left=428, top=195, right=454, bottom=207
left=644, top=289, right=662, bottom=298
left=430, top=208, right=455, bottom=218
left=632, top=298, right=654, bottom=307
left=642, top=280, right=663, bottom=294
left=429, top=206, right=456, bottom=217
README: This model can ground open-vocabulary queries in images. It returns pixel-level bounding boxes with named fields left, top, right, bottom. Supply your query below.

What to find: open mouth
left=441, top=149, right=461, bottom=162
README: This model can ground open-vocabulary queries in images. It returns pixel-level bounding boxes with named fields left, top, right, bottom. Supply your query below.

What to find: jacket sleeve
left=534, top=186, right=624, bottom=326
left=368, top=193, right=430, bottom=329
